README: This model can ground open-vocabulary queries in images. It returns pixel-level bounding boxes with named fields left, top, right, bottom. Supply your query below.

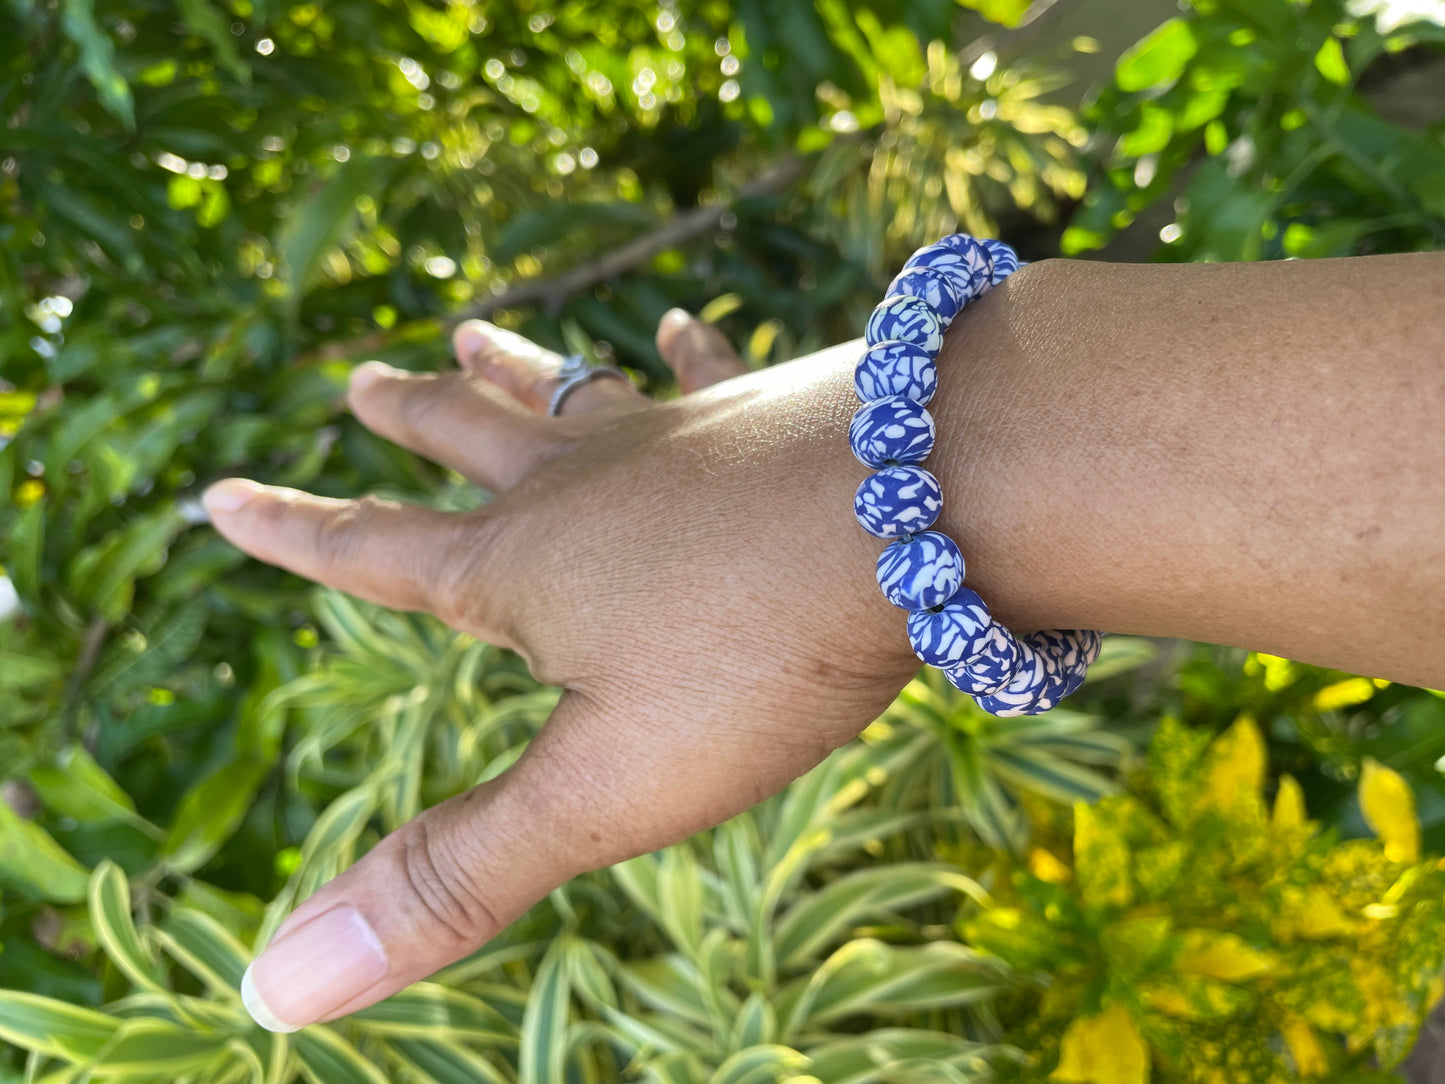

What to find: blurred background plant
left=1, top=0, right=1443, bottom=1080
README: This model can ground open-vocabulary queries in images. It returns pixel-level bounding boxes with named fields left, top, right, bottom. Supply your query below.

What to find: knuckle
left=396, top=378, right=455, bottom=434
left=312, top=495, right=382, bottom=574
left=429, top=509, right=517, bottom=636
left=396, top=818, right=500, bottom=949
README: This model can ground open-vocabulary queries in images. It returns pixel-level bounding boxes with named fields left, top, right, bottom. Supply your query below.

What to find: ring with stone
left=547, top=353, right=631, bottom=417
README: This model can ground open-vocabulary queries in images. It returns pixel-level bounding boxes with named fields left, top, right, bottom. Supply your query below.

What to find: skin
left=205, top=252, right=1445, bottom=1029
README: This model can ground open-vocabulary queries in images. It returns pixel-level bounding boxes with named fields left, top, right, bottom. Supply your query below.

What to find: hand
left=204, top=309, right=924, bottom=1032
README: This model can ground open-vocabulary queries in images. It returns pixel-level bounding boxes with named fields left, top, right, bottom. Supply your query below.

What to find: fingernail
left=661, top=308, right=692, bottom=331
left=350, top=360, right=397, bottom=393
left=203, top=479, right=265, bottom=516
left=454, top=322, right=491, bottom=367
left=241, top=906, right=389, bottom=1033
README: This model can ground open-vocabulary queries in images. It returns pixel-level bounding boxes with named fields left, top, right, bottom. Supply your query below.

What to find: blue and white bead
left=945, top=621, right=1022, bottom=696
left=981, top=238, right=1019, bottom=285
left=854, top=466, right=942, bottom=539
left=886, top=266, right=964, bottom=323
left=904, top=236, right=994, bottom=304
left=854, top=341, right=938, bottom=404
left=906, top=586, right=992, bottom=668
left=1033, top=629, right=1101, bottom=697
left=875, top=531, right=964, bottom=611
left=865, top=295, right=945, bottom=355
left=975, top=638, right=1057, bottom=717
left=848, top=396, right=935, bottom=469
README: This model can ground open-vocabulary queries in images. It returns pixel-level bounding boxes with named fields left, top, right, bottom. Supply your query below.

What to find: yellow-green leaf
left=1116, top=19, right=1197, bottom=93
left=0, top=990, right=118, bottom=1061
left=0, top=797, right=90, bottom=903
left=1203, top=716, right=1265, bottom=813
left=89, top=861, right=165, bottom=993
left=1359, top=758, right=1419, bottom=862
left=1052, top=1003, right=1149, bottom=1084
left=1313, top=676, right=1375, bottom=712
left=1272, top=774, right=1309, bottom=833
left=1314, top=37, right=1350, bottom=86
left=1281, top=1013, right=1330, bottom=1077
left=1073, top=803, right=1133, bottom=910
left=1174, top=929, right=1273, bottom=981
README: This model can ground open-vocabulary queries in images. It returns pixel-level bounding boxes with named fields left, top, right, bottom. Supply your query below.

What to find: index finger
left=202, top=480, right=512, bottom=645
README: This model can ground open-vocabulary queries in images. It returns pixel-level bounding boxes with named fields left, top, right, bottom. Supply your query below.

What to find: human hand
left=204, top=309, right=927, bottom=1031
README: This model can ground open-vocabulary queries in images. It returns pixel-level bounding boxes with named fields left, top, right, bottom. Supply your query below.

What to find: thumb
left=241, top=694, right=603, bottom=1032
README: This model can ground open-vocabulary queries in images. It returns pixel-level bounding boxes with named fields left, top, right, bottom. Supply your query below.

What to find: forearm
left=918, top=253, right=1445, bottom=687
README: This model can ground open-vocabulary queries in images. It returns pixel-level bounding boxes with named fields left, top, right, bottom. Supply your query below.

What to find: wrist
left=925, top=257, right=1103, bottom=634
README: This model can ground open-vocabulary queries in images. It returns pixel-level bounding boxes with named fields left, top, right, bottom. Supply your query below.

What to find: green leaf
left=1085, top=637, right=1158, bottom=681
left=294, top=1025, right=391, bottom=1084
left=519, top=937, right=572, bottom=1084
left=89, top=861, right=165, bottom=993
left=389, top=1038, right=512, bottom=1084
left=775, top=864, right=987, bottom=967
left=707, top=1045, right=810, bottom=1084
left=70, top=505, right=187, bottom=623
left=174, top=0, right=250, bottom=82
left=948, top=0, right=1032, bottom=28
left=59, top=0, right=134, bottom=128
left=1314, top=37, right=1350, bottom=86
left=30, top=745, right=142, bottom=826
left=619, top=955, right=713, bottom=1027
left=1116, top=19, right=1198, bottom=92
left=92, top=1018, right=228, bottom=1076
left=160, top=759, right=270, bottom=873
left=7, top=501, right=44, bottom=604
left=0, top=649, right=64, bottom=689
left=277, top=158, right=393, bottom=311
left=728, top=993, right=776, bottom=1052
left=657, top=848, right=705, bottom=959
left=352, top=983, right=514, bottom=1043
left=0, top=990, right=119, bottom=1061
left=779, top=941, right=1004, bottom=1036
left=155, top=908, right=251, bottom=992
left=0, top=797, right=91, bottom=902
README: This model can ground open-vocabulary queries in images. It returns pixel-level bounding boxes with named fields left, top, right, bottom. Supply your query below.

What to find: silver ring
left=547, top=354, right=629, bottom=417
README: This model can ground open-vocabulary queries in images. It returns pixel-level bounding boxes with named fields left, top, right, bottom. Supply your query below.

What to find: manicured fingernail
left=241, top=906, right=389, bottom=1033
left=203, top=479, right=265, bottom=516
left=350, top=360, right=397, bottom=393
left=454, top=323, right=491, bottom=367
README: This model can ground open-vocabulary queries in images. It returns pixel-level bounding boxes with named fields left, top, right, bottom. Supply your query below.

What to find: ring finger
left=453, top=321, right=642, bottom=416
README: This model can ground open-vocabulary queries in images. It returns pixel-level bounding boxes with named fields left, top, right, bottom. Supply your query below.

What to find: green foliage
left=1065, top=0, right=1445, bottom=260
left=3, top=0, right=1445, bottom=1081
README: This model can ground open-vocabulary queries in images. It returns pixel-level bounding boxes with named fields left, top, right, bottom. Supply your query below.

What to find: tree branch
left=306, top=155, right=807, bottom=362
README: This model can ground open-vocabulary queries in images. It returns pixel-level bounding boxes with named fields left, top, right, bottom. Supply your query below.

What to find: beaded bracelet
left=849, top=233, right=1102, bottom=717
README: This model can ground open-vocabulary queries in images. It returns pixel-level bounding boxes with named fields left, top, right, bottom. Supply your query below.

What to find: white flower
left=1347, top=0, right=1445, bottom=32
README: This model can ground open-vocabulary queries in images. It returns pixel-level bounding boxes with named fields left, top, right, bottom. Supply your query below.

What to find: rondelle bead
left=876, top=531, right=964, bottom=611
left=904, top=236, right=994, bottom=305
left=854, top=341, right=938, bottom=405
left=854, top=465, right=943, bottom=539
left=945, top=621, right=1022, bottom=695
left=848, top=396, right=935, bottom=469
left=981, top=238, right=1020, bottom=285
left=886, top=266, right=964, bottom=323
left=1041, top=629, right=1102, bottom=696
left=975, top=637, right=1059, bottom=717
left=865, top=295, right=945, bottom=354
left=906, top=586, right=992, bottom=667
